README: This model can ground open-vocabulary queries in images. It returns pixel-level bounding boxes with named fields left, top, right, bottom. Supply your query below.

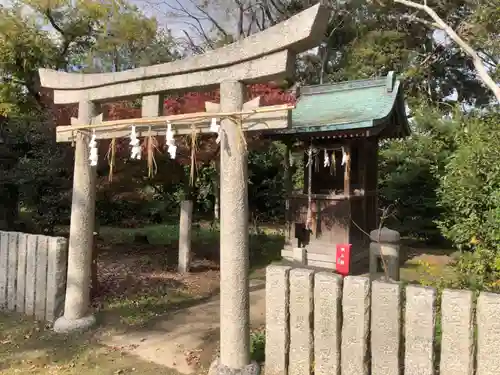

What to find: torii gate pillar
left=53, top=100, right=99, bottom=333
left=215, top=81, right=253, bottom=371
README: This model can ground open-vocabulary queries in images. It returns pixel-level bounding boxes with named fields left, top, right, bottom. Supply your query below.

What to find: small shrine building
left=267, top=71, right=410, bottom=270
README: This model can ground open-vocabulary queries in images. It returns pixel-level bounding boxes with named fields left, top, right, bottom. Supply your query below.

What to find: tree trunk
left=394, top=0, right=500, bottom=104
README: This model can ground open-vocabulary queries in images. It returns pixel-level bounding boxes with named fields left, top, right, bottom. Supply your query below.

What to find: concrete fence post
left=477, top=292, right=500, bottom=375
left=0, top=231, right=68, bottom=322
left=371, top=280, right=401, bottom=375
left=289, top=268, right=314, bottom=375
left=264, top=266, right=500, bottom=375
left=314, top=272, right=342, bottom=375
left=265, top=265, right=292, bottom=375
left=341, top=276, right=370, bottom=375
left=404, top=285, right=436, bottom=375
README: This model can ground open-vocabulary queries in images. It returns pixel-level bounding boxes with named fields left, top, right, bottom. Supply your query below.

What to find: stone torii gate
left=38, top=4, right=329, bottom=374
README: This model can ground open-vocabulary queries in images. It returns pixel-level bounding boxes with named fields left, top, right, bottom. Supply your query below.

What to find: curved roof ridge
left=299, top=75, right=390, bottom=96
left=275, top=72, right=410, bottom=138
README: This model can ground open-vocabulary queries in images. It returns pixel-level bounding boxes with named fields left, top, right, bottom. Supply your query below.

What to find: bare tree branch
left=401, top=13, right=439, bottom=28
left=236, top=0, right=245, bottom=39
left=247, top=6, right=257, bottom=36
left=395, top=0, right=500, bottom=103
left=265, top=0, right=287, bottom=17
left=260, top=0, right=278, bottom=26
left=166, top=0, right=217, bottom=50
left=254, top=5, right=266, bottom=31
left=44, top=9, right=65, bottom=35
left=184, top=19, right=216, bottom=49
left=181, top=0, right=230, bottom=38
left=182, top=30, right=206, bottom=54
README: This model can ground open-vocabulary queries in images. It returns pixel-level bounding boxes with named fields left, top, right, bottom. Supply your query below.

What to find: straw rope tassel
left=306, top=144, right=313, bottom=231
left=235, top=116, right=247, bottom=153
left=147, top=126, right=158, bottom=178
left=107, top=138, right=116, bottom=182
left=189, top=125, right=198, bottom=187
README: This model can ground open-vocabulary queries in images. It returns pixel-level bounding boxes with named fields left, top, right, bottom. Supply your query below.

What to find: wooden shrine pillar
left=358, top=139, right=368, bottom=233
left=365, top=138, right=379, bottom=231
left=53, top=100, right=99, bottom=333
left=284, top=139, right=293, bottom=241
left=343, top=143, right=351, bottom=197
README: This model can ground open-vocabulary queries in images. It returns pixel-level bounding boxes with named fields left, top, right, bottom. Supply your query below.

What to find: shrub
left=434, top=111, right=500, bottom=291
left=250, top=330, right=265, bottom=363
left=437, top=111, right=500, bottom=253
left=379, top=107, right=458, bottom=241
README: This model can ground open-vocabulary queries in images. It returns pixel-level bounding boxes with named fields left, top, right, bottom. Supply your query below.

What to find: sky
left=0, top=0, right=211, bottom=40
left=131, top=0, right=232, bottom=42
left=132, top=0, right=198, bottom=38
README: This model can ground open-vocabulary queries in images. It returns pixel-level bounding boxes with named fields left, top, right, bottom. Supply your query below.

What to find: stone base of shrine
left=281, top=246, right=336, bottom=269
left=208, top=358, right=260, bottom=375
left=281, top=244, right=370, bottom=273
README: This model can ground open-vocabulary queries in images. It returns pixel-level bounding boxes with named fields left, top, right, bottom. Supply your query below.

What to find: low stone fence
left=265, top=265, right=500, bottom=375
left=0, top=231, right=67, bottom=322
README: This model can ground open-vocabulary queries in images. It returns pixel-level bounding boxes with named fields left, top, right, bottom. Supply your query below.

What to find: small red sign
left=335, top=244, right=351, bottom=276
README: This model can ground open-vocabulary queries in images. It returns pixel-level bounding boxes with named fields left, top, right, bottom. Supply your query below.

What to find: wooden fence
left=0, top=231, right=68, bottom=322
left=265, top=265, right=500, bottom=375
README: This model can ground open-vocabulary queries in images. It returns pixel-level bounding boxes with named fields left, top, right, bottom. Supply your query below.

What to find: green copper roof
left=277, top=72, right=410, bottom=137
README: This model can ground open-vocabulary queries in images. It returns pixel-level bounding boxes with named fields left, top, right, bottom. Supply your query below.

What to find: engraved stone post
left=53, top=100, right=98, bottom=333
left=265, top=265, right=291, bottom=375
left=315, top=272, right=342, bottom=375
left=46, top=236, right=68, bottom=322
left=371, top=280, right=401, bottom=375
left=341, top=276, right=370, bottom=375
left=404, top=285, right=436, bottom=375
left=34, top=235, right=49, bottom=320
left=477, top=292, right=500, bottom=375
left=16, top=233, right=28, bottom=313
left=440, top=289, right=474, bottom=375
left=7, top=232, right=19, bottom=311
left=289, top=268, right=314, bottom=375
left=0, top=231, right=8, bottom=308
left=25, top=234, right=37, bottom=316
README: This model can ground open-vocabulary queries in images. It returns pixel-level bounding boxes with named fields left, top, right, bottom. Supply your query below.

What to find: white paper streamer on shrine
left=341, top=146, right=347, bottom=166
left=130, top=125, right=141, bottom=160
left=166, top=121, right=177, bottom=159
left=210, top=117, right=221, bottom=144
left=323, top=149, right=330, bottom=167
left=88, top=130, right=98, bottom=166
